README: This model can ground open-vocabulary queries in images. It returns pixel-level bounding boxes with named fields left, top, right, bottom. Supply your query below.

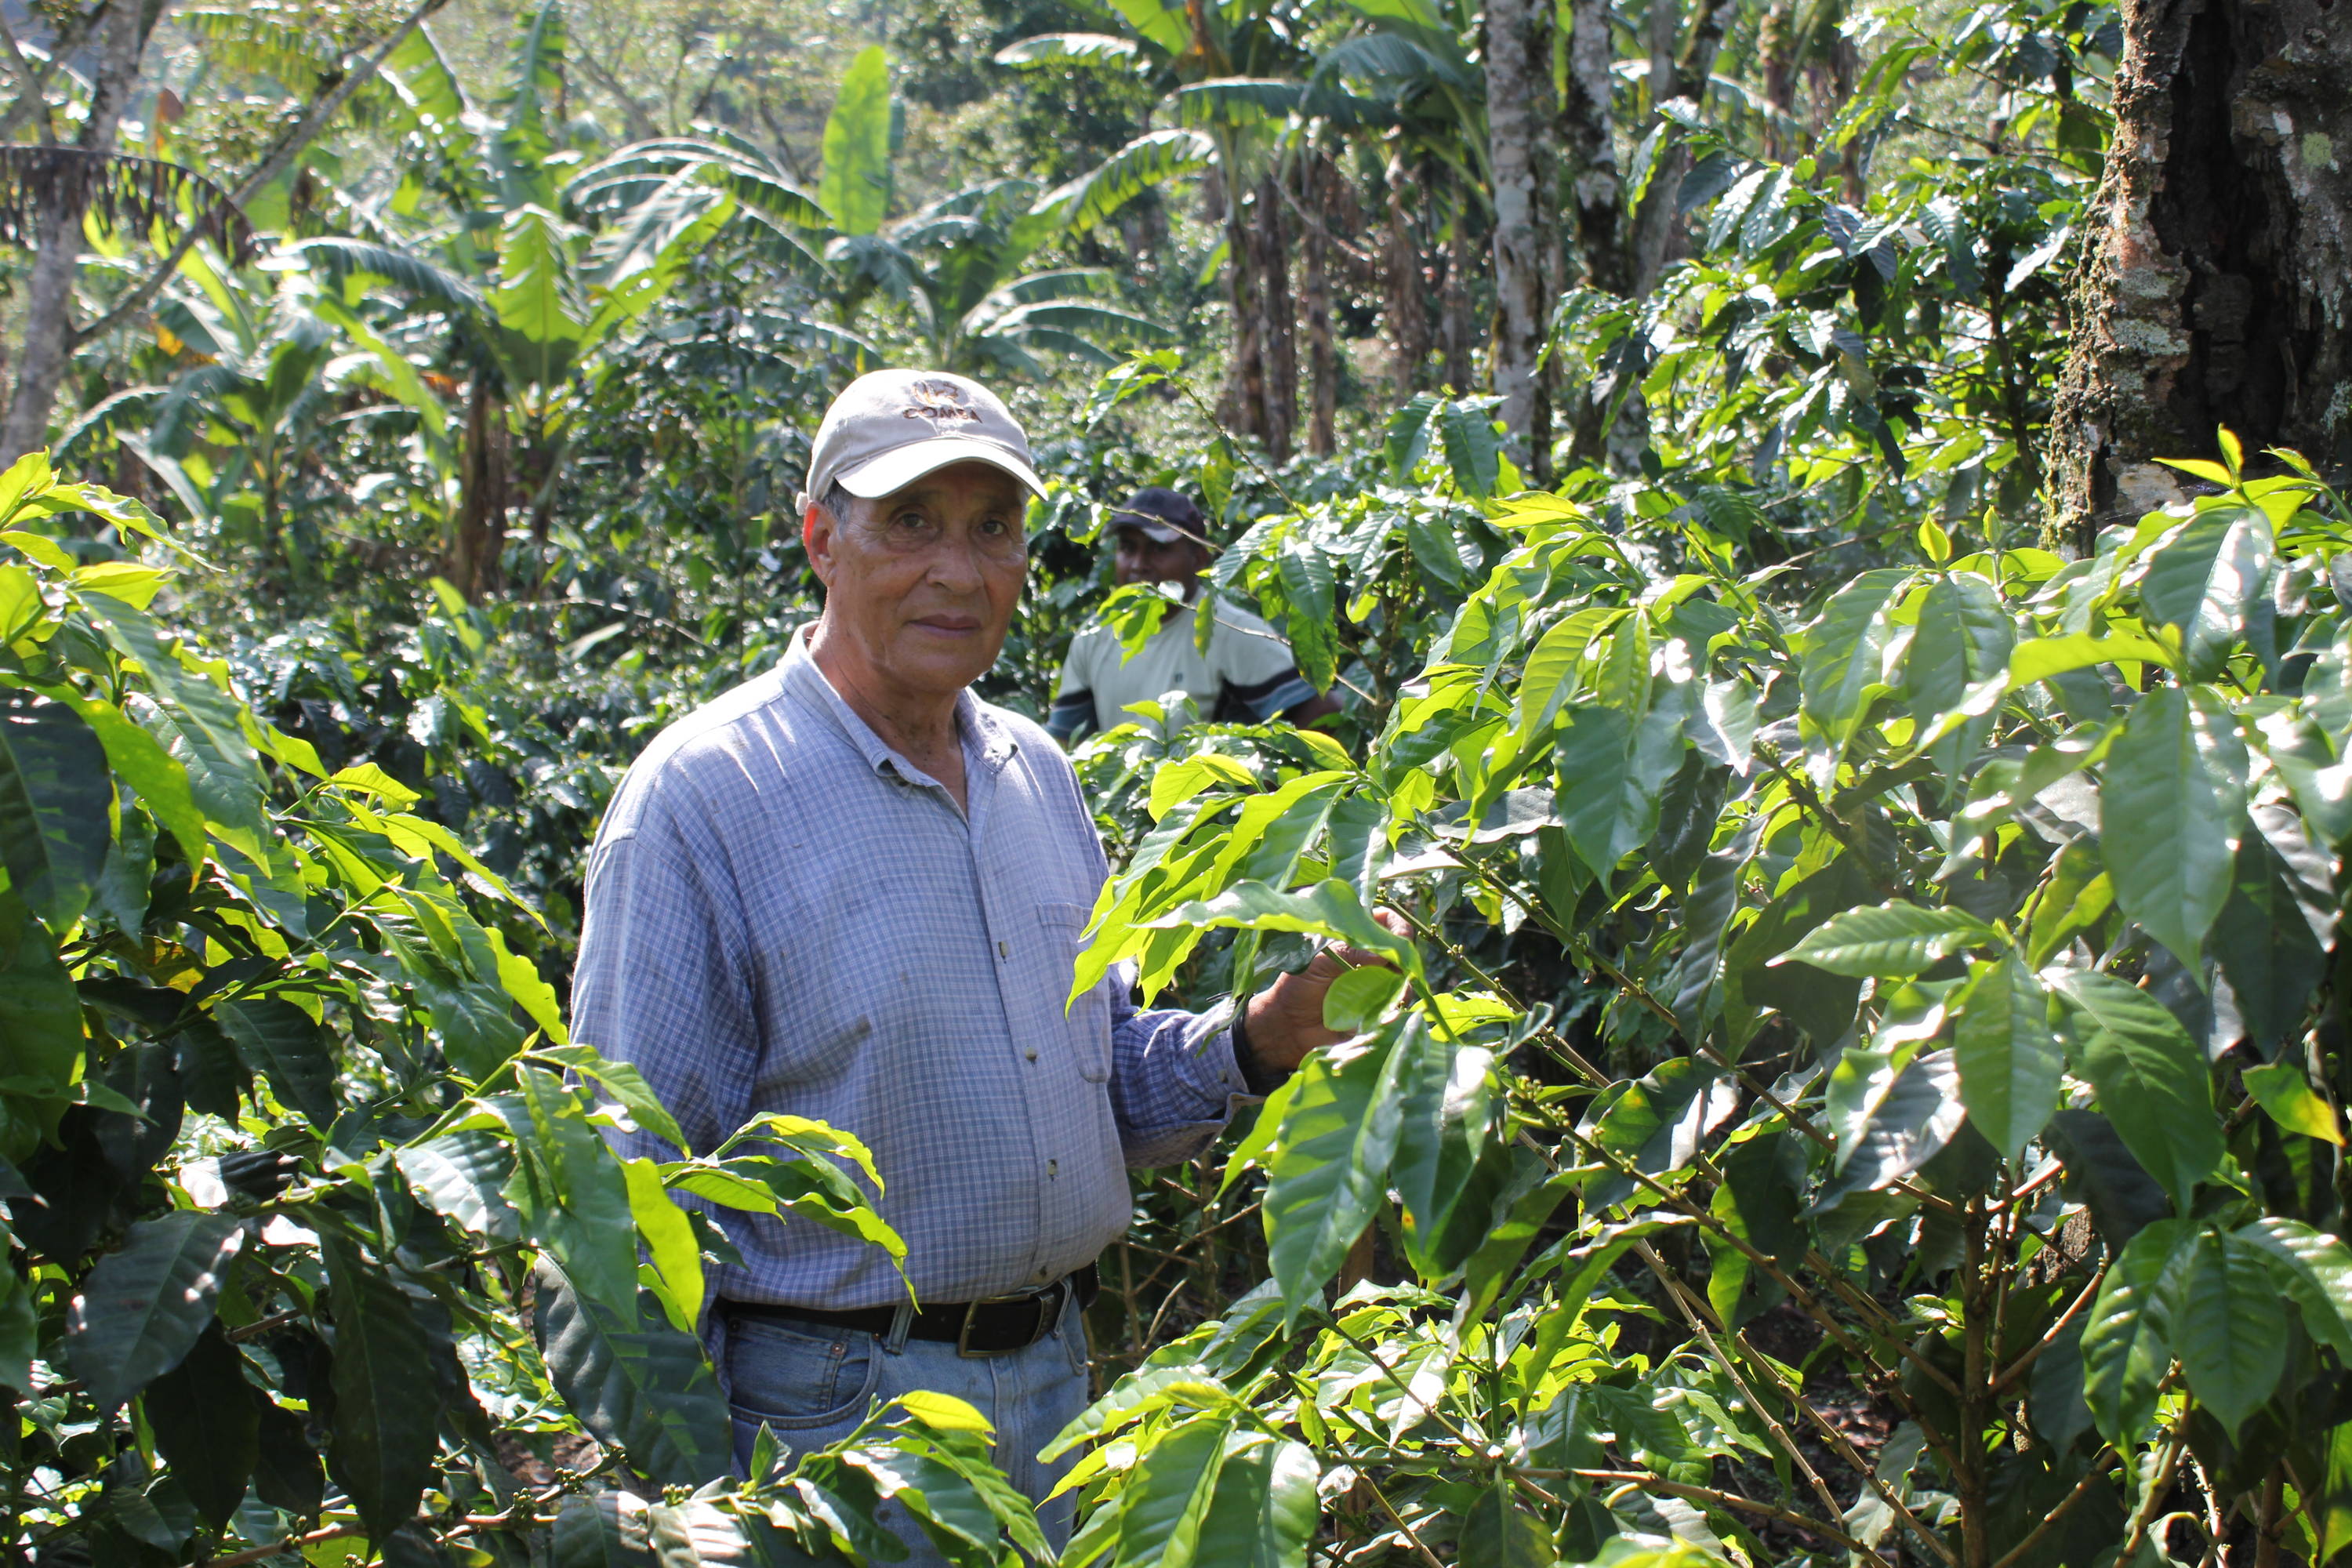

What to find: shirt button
left=1047, top=1159, right=1058, bottom=1176
left=1024, top=1047, right=1038, bottom=1062
left=1037, top=1267, right=1051, bottom=1280
left=998, top=940, right=1010, bottom=958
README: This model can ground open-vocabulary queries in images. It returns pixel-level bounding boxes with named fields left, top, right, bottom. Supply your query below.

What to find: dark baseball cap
left=1108, top=488, right=1208, bottom=545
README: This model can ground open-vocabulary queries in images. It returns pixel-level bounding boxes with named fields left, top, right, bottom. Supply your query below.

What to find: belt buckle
left=957, top=1280, right=1058, bottom=1358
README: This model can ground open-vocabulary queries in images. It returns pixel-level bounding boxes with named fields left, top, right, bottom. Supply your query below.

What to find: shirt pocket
left=1037, top=901, right=1113, bottom=1083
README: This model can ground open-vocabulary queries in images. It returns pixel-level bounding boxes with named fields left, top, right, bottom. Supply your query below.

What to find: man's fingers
left=1303, top=941, right=1377, bottom=979
left=1317, top=908, right=1414, bottom=975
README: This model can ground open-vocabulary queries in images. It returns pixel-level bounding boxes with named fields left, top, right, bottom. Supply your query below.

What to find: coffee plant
left=13, top=0, right=2350, bottom=1552
left=12, top=416, right=2352, bottom=1567
left=0, top=453, right=1049, bottom=1566
left=1060, top=425, right=2352, bottom=1566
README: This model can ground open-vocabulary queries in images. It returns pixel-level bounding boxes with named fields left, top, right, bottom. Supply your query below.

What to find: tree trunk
left=454, top=377, right=510, bottom=601
left=1628, top=0, right=1736, bottom=297
left=1760, top=3, right=1795, bottom=162
left=1219, top=161, right=1269, bottom=450
left=1486, top=0, right=1559, bottom=483
left=525, top=425, right=564, bottom=555
left=1563, top=0, right=1635, bottom=466
left=1826, top=27, right=1864, bottom=204
left=1628, top=169, right=1686, bottom=303
left=1383, top=155, right=1430, bottom=395
left=1440, top=216, right=1474, bottom=395
left=1563, top=0, right=1628, bottom=295
left=0, top=0, right=145, bottom=463
left=109, top=440, right=146, bottom=506
left=2045, top=0, right=2351, bottom=553
left=1646, top=0, right=1675, bottom=108
left=1251, top=168, right=1298, bottom=464
left=1127, top=191, right=1167, bottom=273
left=1298, top=157, right=1338, bottom=458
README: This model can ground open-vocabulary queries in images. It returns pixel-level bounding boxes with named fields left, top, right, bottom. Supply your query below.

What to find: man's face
left=1112, top=526, right=1210, bottom=590
left=804, top=460, right=1029, bottom=704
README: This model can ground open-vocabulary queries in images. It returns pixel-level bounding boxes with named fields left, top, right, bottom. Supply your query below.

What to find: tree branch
left=567, top=42, right=661, bottom=141
left=2118, top=1431, right=2189, bottom=1561
left=0, top=2, right=56, bottom=143
left=200, top=1524, right=368, bottom=1568
left=1272, top=160, right=1379, bottom=272
left=71, top=0, right=448, bottom=350
left=1634, top=1241, right=1876, bottom=1558
left=0, top=0, right=108, bottom=144
left=1990, top=1265, right=2106, bottom=1396
left=1439, top=840, right=1960, bottom=1220
left=1985, top=1448, right=2122, bottom=1568
left=1361, top=1474, right=1449, bottom=1568
left=187, top=1452, right=623, bottom=1568
left=1524, top=1470, right=1882, bottom=1558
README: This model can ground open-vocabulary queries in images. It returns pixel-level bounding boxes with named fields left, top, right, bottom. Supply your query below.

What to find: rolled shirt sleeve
left=1105, top=978, right=1248, bottom=1167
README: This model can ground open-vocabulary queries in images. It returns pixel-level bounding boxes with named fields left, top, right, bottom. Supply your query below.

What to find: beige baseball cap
left=800, top=369, right=1046, bottom=512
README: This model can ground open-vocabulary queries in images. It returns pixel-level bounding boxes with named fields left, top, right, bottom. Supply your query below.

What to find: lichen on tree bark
left=2047, top=0, right=2352, bottom=554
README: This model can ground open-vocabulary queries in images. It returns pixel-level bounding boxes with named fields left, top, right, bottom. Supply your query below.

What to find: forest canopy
left=2, top=0, right=2351, bottom=1562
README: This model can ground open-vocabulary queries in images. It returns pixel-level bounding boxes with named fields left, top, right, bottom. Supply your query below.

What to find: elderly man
left=571, top=370, right=1367, bottom=1551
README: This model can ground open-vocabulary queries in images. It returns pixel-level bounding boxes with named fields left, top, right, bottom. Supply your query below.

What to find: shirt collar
left=779, top=623, right=1018, bottom=785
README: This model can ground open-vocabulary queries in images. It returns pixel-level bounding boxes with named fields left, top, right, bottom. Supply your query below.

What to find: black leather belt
left=720, top=1262, right=1098, bottom=1358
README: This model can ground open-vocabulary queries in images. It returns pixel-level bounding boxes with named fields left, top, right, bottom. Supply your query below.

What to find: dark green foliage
left=142, top=1325, right=262, bottom=1527
left=535, top=1267, right=734, bottom=1489
left=64, top=1212, right=242, bottom=1411
left=322, top=1238, right=441, bottom=1538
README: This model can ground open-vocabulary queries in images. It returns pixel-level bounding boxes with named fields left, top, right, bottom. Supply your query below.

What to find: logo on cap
left=902, top=379, right=982, bottom=434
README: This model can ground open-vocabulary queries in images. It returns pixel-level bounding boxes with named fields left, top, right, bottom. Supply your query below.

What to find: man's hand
left=1239, top=909, right=1414, bottom=1077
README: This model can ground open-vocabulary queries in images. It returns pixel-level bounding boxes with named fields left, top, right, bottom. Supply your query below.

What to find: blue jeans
left=720, top=1295, right=1092, bottom=1560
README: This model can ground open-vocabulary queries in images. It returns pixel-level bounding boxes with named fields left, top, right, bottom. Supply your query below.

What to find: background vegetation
left=2, top=0, right=2349, bottom=1561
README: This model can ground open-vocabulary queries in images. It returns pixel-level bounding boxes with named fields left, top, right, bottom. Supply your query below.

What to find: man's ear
left=802, top=498, right=837, bottom=585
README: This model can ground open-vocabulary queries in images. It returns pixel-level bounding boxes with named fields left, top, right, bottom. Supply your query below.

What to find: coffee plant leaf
left=321, top=1237, right=443, bottom=1538
left=2139, top=503, right=2274, bottom=680
left=2056, top=971, right=2223, bottom=1210
left=138, top=1323, right=260, bottom=1527
left=552, top=1492, right=658, bottom=1568
left=1262, top=1020, right=1410, bottom=1320
left=0, top=689, right=111, bottom=925
left=1109, top=1413, right=1233, bottom=1568
left=1950, top=953, right=2061, bottom=1162
left=2172, top=1228, right=2287, bottom=1437
left=64, top=1210, right=243, bottom=1410
left=535, top=1262, right=735, bottom=1488
left=2100, top=683, right=2246, bottom=969
left=2234, top=1216, right=2352, bottom=1361
left=1189, top=1436, right=1317, bottom=1568
left=1797, top=567, right=1908, bottom=750
left=2081, top=1218, right=2190, bottom=1446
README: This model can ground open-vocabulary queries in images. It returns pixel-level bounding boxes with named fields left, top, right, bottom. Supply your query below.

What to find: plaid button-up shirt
left=571, top=626, right=1247, bottom=1310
